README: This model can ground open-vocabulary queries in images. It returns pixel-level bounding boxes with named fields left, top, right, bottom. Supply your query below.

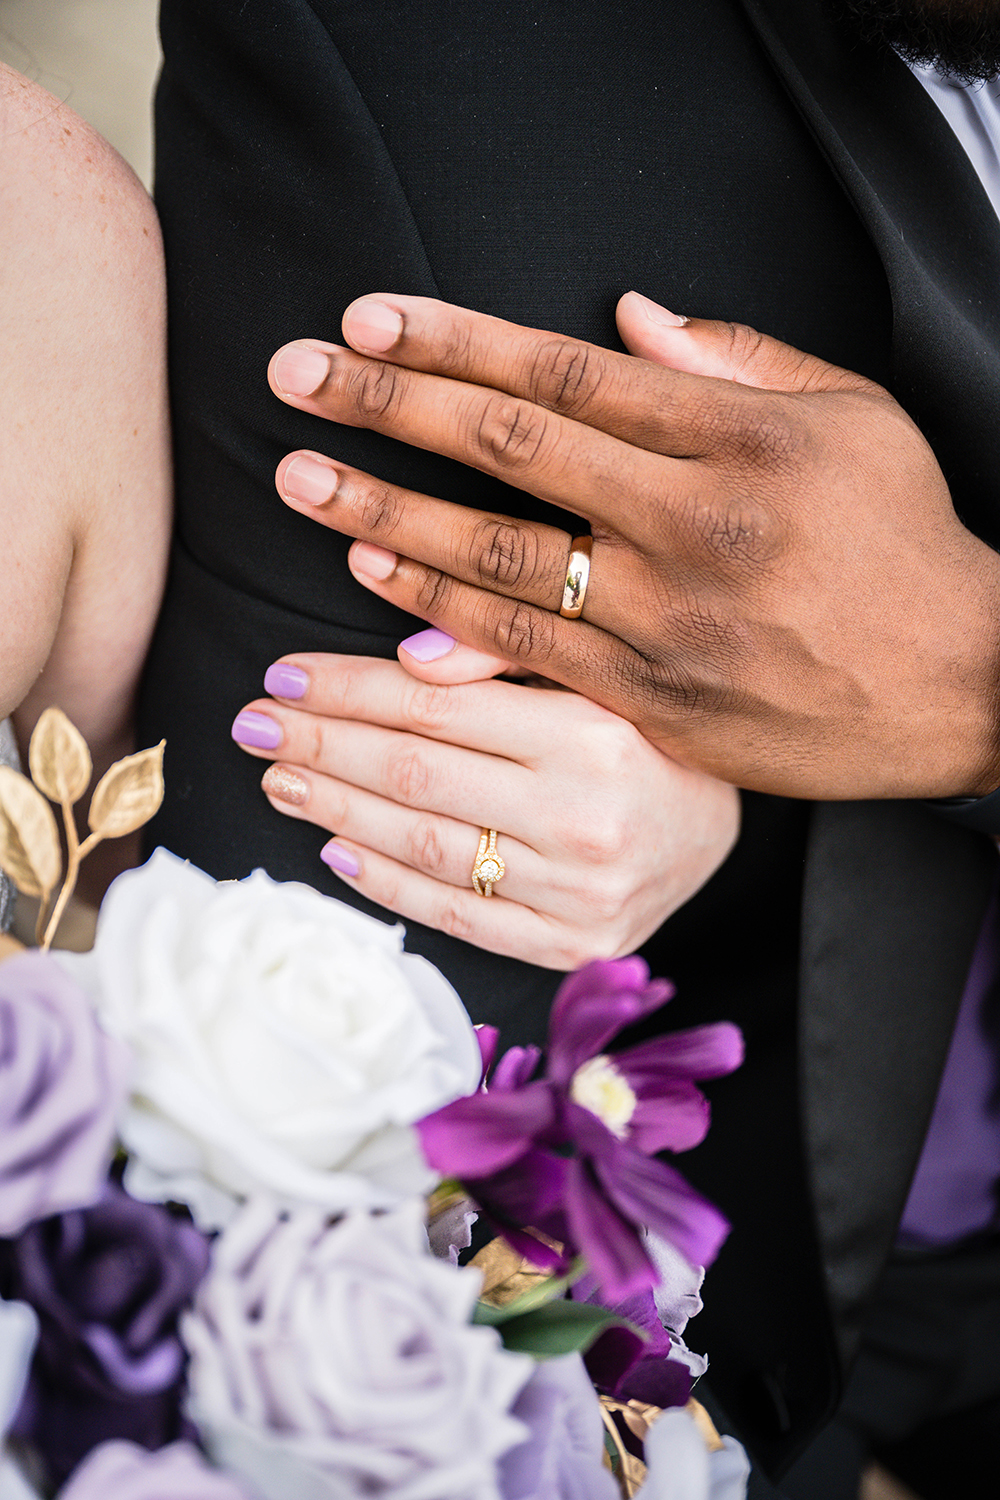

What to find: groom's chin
left=830, top=0, right=1000, bottom=82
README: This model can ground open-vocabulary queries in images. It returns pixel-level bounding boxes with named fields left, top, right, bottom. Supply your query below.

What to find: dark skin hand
left=266, top=291, right=1000, bottom=801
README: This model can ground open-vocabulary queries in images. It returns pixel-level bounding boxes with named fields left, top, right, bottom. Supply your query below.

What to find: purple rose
left=60, top=1442, right=250, bottom=1500
left=1, top=1181, right=210, bottom=1485
left=0, top=953, right=131, bottom=1236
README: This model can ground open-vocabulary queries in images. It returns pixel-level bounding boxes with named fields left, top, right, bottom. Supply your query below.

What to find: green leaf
left=486, top=1300, right=644, bottom=1359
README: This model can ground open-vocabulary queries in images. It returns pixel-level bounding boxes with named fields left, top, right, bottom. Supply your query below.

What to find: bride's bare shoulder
left=0, top=63, right=170, bottom=808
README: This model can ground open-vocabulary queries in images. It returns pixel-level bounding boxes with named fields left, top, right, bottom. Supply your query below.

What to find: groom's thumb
left=616, top=290, right=875, bottom=395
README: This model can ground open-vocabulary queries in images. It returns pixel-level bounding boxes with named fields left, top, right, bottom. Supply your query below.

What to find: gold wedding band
left=471, top=828, right=506, bottom=897
left=559, top=534, right=593, bottom=618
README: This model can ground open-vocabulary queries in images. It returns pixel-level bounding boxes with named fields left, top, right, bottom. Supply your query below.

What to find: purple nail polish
left=232, top=710, right=282, bottom=750
left=321, top=841, right=360, bottom=877
left=399, top=628, right=456, bottom=663
left=264, top=662, right=309, bottom=699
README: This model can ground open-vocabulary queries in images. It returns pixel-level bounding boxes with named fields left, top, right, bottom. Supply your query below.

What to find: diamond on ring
left=472, top=828, right=506, bottom=897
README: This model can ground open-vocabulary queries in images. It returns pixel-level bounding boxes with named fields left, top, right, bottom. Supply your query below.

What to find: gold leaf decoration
left=29, top=707, right=93, bottom=806
left=471, top=1239, right=554, bottom=1309
left=88, top=741, right=165, bottom=839
left=685, top=1397, right=724, bottom=1452
left=598, top=1400, right=648, bottom=1498
left=0, top=766, right=62, bottom=899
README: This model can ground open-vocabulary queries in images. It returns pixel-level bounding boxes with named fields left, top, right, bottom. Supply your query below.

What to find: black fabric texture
left=140, top=0, right=1000, bottom=1476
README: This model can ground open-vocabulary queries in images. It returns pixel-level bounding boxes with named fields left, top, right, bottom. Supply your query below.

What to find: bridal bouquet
left=0, top=714, right=749, bottom=1500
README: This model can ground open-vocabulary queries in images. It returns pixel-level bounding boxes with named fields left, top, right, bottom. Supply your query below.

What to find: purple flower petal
left=563, top=1156, right=658, bottom=1303
left=491, top=1045, right=543, bottom=1093
left=470, top=1145, right=570, bottom=1229
left=628, top=1083, right=711, bottom=1155
left=617, top=1352, right=693, bottom=1408
left=615, top=1023, right=744, bottom=1083
left=582, top=1322, right=649, bottom=1396
left=588, top=1137, right=730, bottom=1270
left=475, top=1025, right=500, bottom=1083
left=81, top=1325, right=183, bottom=1395
left=483, top=1223, right=569, bottom=1275
left=548, top=959, right=674, bottom=1085
left=416, top=1082, right=556, bottom=1177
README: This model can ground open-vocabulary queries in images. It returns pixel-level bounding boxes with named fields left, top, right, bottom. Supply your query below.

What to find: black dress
left=140, top=0, right=1000, bottom=1477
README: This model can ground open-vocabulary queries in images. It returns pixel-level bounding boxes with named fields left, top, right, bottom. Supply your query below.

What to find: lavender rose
left=0, top=953, right=131, bottom=1236
left=59, top=1442, right=249, bottom=1500
left=58, top=852, right=481, bottom=1229
left=184, top=1198, right=533, bottom=1500
left=497, top=1355, right=619, bottom=1500
left=0, top=1181, right=209, bottom=1486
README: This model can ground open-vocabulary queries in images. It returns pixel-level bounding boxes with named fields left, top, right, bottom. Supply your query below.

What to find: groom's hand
left=267, top=293, right=1000, bottom=800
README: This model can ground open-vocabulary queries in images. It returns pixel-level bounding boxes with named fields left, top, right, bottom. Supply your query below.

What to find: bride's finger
left=309, top=836, right=592, bottom=970
left=259, top=761, right=552, bottom=908
left=234, top=700, right=531, bottom=835
left=253, top=656, right=602, bottom=762
left=396, top=629, right=510, bottom=684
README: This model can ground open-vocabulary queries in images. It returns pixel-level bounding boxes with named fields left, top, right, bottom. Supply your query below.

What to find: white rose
left=639, top=1409, right=749, bottom=1500
left=58, top=851, right=481, bottom=1228
left=184, top=1198, right=533, bottom=1500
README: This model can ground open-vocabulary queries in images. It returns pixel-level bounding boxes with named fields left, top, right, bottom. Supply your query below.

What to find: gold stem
left=34, top=895, right=51, bottom=947
left=39, top=802, right=101, bottom=951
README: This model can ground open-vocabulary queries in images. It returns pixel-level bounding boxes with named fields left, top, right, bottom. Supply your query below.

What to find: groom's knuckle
left=434, top=314, right=475, bottom=375
left=471, top=395, right=551, bottom=473
left=347, top=360, right=404, bottom=420
left=413, top=566, right=455, bottom=616
left=489, top=600, right=555, bottom=664
left=357, top=480, right=404, bottom=539
left=468, top=518, right=539, bottom=591
left=527, top=337, right=604, bottom=418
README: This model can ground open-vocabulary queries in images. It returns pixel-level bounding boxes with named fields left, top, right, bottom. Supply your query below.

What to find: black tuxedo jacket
left=142, top=0, right=1000, bottom=1474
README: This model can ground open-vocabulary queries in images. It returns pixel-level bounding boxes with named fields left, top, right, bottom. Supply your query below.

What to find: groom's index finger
left=269, top=338, right=690, bottom=537
left=339, top=294, right=754, bottom=458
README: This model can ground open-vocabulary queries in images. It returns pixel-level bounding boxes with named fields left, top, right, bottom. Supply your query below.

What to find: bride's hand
left=231, top=648, right=740, bottom=969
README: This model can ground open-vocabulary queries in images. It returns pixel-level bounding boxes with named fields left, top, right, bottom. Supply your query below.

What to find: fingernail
left=262, top=764, right=309, bottom=806
left=264, top=661, right=309, bottom=699
left=630, top=291, right=688, bottom=328
left=351, top=542, right=397, bottom=581
left=232, top=710, right=282, bottom=750
left=273, top=343, right=330, bottom=396
left=343, top=299, right=403, bottom=354
left=281, top=456, right=338, bottom=506
left=321, top=840, right=360, bottom=877
left=400, top=628, right=456, bottom=663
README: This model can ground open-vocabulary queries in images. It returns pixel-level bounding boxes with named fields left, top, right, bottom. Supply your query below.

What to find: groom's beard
left=834, top=0, right=1000, bottom=80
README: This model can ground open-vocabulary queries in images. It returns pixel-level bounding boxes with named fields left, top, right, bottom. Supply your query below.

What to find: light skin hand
left=266, top=292, right=1000, bottom=802
left=231, top=654, right=740, bottom=971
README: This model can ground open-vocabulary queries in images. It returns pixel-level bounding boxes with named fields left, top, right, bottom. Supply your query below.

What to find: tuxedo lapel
left=737, top=0, right=1000, bottom=1364
left=800, top=803, right=994, bottom=1360
left=739, top=0, right=1000, bottom=546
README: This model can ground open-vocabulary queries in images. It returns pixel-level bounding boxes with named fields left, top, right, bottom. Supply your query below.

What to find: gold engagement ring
left=471, top=828, right=506, bottom=897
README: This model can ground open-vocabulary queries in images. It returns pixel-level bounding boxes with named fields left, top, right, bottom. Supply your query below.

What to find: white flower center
left=569, top=1055, right=637, bottom=1138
